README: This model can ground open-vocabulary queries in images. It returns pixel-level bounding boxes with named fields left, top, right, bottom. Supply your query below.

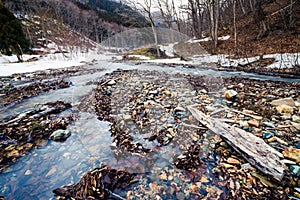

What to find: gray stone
left=50, top=129, right=71, bottom=141
left=107, top=80, right=116, bottom=86
left=290, top=165, right=300, bottom=177
left=270, top=97, right=295, bottom=107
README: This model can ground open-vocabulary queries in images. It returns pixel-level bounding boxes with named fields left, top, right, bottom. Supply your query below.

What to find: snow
left=0, top=51, right=119, bottom=76
left=159, top=43, right=175, bottom=57
left=265, top=53, right=300, bottom=69
left=188, top=35, right=231, bottom=43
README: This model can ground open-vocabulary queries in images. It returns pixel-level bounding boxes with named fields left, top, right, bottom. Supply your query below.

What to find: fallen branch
left=187, top=105, right=286, bottom=182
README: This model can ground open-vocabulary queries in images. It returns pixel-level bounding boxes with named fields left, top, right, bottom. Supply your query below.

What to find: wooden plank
left=187, top=105, right=286, bottom=182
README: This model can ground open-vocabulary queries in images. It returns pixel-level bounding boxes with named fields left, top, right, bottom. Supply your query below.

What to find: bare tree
left=127, top=0, right=160, bottom=57
left=233, top=0, right=237, bottom=55
left=209, top=0, right=219, bottom=47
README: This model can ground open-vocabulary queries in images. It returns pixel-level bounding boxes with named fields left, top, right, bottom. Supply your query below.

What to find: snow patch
left=159, top=43, right=175, bottom=57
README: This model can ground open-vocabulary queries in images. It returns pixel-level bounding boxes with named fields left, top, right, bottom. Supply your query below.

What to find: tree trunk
left=234, top=0, right=238, bottom=55
left=187, top=105, right=287, bottom=182
left=149, top=17, right=160, bottom=57
left=239, top=0, right=246, bottom=14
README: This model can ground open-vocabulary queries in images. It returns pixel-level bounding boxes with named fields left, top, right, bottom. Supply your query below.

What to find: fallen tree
left=187, top=105, right=287, bottom=182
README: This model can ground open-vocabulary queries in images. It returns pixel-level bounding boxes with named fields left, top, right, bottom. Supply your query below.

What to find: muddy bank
left=55, top=69, right=299, bottom=199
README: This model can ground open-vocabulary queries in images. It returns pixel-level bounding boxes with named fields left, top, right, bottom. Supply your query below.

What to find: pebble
left=25, top=170, right=32, bottom=175
left=221, top=162, right=235, bottom=168
left=292, top=115, right=300, bottom=123
left=262, top=132, right=272, bottom=139
left=225, top=89, right=238, bottom=100
left=50, top=129, right=71, bottom=141
left=241, top=163, right=251, bottom=170
left=283, top=146, right=300, bottom=163
left=276, top=104, right=294, bottom=114
left=290, top=165, right=300, bottom=177
left=267, top=137, right=277, bottom=143
left=248, top=119, right=260, bottom=127
left=227, top=157, right=241, bottom=165
left=107, top=79, right=116, bottom=86
left=263, top=122, right=275, bottom=128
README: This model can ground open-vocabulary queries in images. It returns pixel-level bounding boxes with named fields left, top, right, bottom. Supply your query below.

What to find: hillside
left=200, top=0, right=300, bottom=58
left=2, top=0, right=148, bottom=47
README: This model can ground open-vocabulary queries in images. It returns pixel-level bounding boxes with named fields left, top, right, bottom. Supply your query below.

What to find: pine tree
left=0, top=1, right=30, bottom=61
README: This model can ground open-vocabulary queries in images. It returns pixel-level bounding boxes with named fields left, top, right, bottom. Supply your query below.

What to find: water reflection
left=0, top=112, right=113, bottom=199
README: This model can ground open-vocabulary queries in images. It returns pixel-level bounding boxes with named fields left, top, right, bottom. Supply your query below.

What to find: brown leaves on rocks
left=53, top=165, right=137, bottom=199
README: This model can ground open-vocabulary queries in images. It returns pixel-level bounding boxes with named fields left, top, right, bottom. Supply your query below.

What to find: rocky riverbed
left=0, top=64, right=299, bottom=199
left=52, top=68, right=300, bottom=199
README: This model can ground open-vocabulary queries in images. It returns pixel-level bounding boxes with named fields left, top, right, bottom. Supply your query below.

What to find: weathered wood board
left=187, top=105, right=286, bottom=182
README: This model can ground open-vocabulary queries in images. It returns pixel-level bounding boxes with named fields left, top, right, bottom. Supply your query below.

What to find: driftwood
left=187, top=105, right=286, bottom=182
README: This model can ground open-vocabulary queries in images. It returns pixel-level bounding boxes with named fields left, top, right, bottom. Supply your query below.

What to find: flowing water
left=0, top=60, right=299, bottom=199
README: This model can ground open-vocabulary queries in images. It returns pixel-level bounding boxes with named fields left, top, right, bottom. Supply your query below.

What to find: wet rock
left=270, top=97, right=295, bottom=107
left=50, top=129, right=71, bottom=141
left=263, top=122, right=275, bottom=128
left=262, top=132, right=273, bottom=139
left=283, top=146, right=300, bottom=163
left=276, top=105, right=294, bottom=114
left=225, top=89, right=238, bottom=100
left=290, top=165, right=300, bottom=177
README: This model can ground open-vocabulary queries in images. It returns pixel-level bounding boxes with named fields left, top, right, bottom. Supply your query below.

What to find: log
left=187, top=105, right=286, bottom=182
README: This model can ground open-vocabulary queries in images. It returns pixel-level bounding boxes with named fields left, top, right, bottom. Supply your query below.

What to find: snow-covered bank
left=0, top=52, right=121, bottom=76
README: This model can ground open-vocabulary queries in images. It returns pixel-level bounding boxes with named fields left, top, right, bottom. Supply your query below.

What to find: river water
left=0, top=60, right=299, bottom=199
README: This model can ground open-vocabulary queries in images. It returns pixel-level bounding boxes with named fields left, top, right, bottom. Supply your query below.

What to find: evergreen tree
left=0, top=1, right=30, bottom=61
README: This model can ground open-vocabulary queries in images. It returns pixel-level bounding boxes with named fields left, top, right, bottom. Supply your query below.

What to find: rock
left=270, top=97, right=295, bottom=107
left=239, top=121, right=249, bottom=128
left=292, top=122, right=300, bottom=130
left=283, top=146, right=300, bottom=163
left=292, top=115, right=300, bottom=123
left=159, top=172, right=167, bottom=181
left=221, top=162, right=235, bottom=168
left=107, top=79, right=116, bottom=86
left=263, top=122, right=275, bottom=128
left=261, top=132, right=272, bottom=139
left=227, top=157, right=241, bottom=165
left=290, top=165, right=300, bottom=177
left=248, top=119, right=260, bottom=127
left=276, top=105, right=294, bottom=114
left=174, top=106, right=185, bottom=112
left=25, top=170, right=32, bottom=175
left=50, top=129, right=71, bottom=141
left=7, top=150, right=19, bottom=157
left=241, top=163, right=251, bottom=170
left=149, top=90, right=158, bottom=95
left=267, top=137, right=276, bottom=143
left=225, top=89, right=238, bottom=100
